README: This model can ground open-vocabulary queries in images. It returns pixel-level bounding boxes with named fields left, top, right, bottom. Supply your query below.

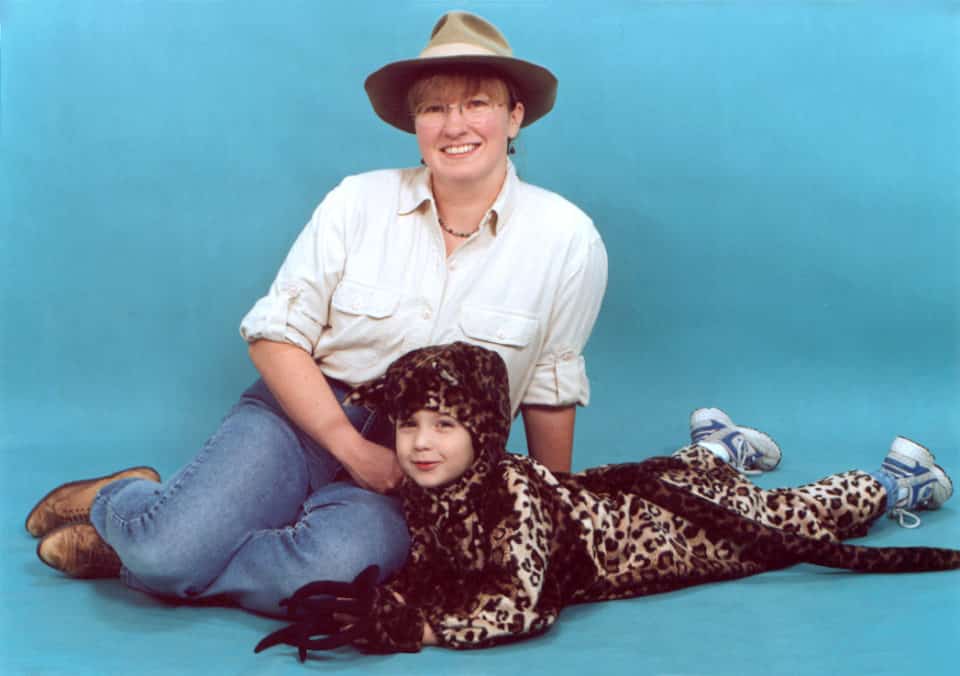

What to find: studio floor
left=4, top=380, right=958, bottom=676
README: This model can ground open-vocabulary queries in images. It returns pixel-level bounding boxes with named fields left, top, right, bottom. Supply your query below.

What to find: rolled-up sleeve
left=522, top=235, right=608, bottom=407
left=239, top=180, right=350, bottom=354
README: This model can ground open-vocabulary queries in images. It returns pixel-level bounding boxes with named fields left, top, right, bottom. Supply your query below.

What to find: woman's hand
left=338, top=436, right=404, bottom=494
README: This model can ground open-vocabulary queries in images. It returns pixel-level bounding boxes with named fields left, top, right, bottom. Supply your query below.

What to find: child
left=255, top=342, right=959, bottom=660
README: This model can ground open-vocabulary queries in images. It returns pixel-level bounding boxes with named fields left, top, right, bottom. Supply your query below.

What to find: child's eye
left=397, top=419, right=416, bottom=429
left=436, top=419, right=457, bottom=429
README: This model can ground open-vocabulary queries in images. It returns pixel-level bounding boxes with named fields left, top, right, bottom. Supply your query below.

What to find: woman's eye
left=465, top=99, right=491, bottom=112
left=397, top=419, right=416, bottom=429
left=419, top=103, right=446, bottom=115
left=437, top=419, right=456, bottom=429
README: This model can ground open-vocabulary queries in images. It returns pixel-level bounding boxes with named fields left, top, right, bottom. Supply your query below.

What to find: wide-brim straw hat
left=365, top=11, right=558, bottom=134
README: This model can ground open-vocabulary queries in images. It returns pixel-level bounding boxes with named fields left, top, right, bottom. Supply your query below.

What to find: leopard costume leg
left=574, top=448, right=951, bottom=603
left=666, top=446, right=886, bottom=542
left=767, top=470, right=887, bottom=540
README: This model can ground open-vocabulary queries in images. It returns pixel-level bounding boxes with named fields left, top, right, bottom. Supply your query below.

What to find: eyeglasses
left=413, top=98, right=506, bottom=128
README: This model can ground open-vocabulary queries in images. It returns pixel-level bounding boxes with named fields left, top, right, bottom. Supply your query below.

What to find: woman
left=26, top=11, right=607, bottom=617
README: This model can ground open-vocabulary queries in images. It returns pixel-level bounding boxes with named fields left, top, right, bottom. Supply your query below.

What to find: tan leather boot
left=25, top=466, right=161, bottom=537
left=36, top=523, right=122, bottom=578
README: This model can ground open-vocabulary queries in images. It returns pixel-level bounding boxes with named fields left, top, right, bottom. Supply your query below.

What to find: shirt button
left=422, top=309, right=432, bottom=320
left=449, top=262, right=457, bottom=271
left=496, top=330, right=506, bottom=340
left=351, top=302, right=360, bottom=311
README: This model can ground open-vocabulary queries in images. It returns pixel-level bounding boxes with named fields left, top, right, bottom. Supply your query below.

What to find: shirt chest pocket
left=459, top=305, right=539, bottom=349
left=331, top=279, right=401, bottom=319
left=329, top=279, right=404, bottom=364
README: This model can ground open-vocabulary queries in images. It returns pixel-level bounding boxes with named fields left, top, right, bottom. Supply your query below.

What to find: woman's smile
left=441, top=143, right=481, bottom=157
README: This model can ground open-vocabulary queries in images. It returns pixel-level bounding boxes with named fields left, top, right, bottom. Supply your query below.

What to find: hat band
left=419, top=42, right=510, bottom=59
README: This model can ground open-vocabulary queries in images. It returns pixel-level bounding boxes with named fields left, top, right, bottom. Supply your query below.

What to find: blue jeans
left=89, top=378, right=410, bottom=617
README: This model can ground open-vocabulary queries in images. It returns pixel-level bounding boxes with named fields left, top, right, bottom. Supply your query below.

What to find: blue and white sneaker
left=877, top=436, right=953, bottom=529
left=690, top=407, right=782, bottom=475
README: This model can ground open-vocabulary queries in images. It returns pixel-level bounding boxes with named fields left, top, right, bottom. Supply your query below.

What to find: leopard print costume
left=274, top=342, right=960, bottom=654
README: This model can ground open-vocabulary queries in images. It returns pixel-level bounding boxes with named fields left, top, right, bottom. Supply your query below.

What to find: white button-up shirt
left=240, top=161, right=607, bottom=415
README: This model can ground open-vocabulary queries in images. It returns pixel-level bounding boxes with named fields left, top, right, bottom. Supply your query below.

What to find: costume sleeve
left=521, top=233, right=607, bottom=407
left=422, top=467, right=560, bottom=649
left=238, top=178, right=355, bottom=353
left=334, top=529, right=430, bottom=654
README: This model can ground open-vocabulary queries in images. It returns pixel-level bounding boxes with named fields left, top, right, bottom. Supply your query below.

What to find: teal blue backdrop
left=2, top=1, right=957, bottom=675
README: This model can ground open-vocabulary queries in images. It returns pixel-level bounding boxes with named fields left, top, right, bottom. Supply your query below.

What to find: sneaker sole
left=739, top=425, right=783, bottom=471
left=928, top=464, right=954, bottom=509
left=889, top=436, right=936, bottom=464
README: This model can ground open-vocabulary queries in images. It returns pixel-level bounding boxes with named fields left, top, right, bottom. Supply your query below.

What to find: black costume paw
left=254, top=565, right=424, bottom=661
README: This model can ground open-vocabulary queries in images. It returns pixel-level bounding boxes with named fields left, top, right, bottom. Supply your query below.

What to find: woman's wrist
left=322, top=420, right=365, bottom=465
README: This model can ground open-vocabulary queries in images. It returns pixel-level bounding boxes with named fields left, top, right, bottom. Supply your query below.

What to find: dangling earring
left=420, top=158, right=426, bottom=165
left=507, top=139, right=516, bottom=155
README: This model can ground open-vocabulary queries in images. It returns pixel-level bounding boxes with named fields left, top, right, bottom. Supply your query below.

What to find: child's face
left=395, top=409, right=475, bottom=488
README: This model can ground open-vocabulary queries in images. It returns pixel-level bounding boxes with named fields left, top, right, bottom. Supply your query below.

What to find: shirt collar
left=397, top=160, right=519, bottom=237
left=398, top=166, right=433, bottom=217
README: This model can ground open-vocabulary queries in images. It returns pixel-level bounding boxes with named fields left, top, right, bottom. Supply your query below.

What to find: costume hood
left=346, top=342, right=512, bottom=497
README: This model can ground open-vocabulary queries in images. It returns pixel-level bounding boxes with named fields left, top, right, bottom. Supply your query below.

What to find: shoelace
left=889, top=508, right=923, bottom=529
left=889, top=489, right=934, bottom=529
left=730, top=437, right=763, bottom=476
left=693, top=424, right=763, bottom=476
left=888, top=481, right=937, bottom=529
